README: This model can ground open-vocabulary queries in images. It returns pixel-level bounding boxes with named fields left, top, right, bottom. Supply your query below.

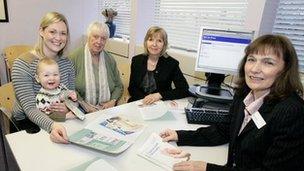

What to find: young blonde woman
left=12, top=12, right=75, bottom=143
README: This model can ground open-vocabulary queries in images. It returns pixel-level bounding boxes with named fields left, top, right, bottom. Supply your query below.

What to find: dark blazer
left=177, top=92, right=304, bottom=170
left=128, top=54, right=189, bottom=102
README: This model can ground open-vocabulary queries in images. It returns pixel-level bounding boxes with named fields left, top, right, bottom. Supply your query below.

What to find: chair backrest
left=3, top=45, right=32, bottom=69
left=117, top=62, right=131, bottom=104
left=0, top=82, right=15, bottom=113
left=3, top=45, right=32, bottom=81
left=0, top=82, right=16, bottom=134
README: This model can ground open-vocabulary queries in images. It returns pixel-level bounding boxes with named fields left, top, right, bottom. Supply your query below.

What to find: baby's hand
left=68, top=91, right=77, bottom=101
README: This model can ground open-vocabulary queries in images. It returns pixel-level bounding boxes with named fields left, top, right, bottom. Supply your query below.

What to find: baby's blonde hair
left=36, top=58, right=59, bottom=75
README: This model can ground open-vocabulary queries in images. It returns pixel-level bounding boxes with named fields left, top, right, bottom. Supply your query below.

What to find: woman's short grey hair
left=86, top=21, right=109, bottom=39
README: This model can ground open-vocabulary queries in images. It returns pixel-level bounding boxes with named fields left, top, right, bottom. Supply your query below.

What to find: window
left=272, top=0, right=304, bottom=72
left=103, top=0, right=131, bottom=38
left=154, top=0, right=249, bottom=52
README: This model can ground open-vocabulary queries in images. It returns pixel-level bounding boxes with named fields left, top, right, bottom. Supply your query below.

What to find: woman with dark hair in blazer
left=128, top=26, right=189, bottom=104
left=160, top=34, right=304, bottom=170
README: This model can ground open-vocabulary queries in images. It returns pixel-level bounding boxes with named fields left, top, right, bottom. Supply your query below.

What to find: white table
left=6, top=100, right=228, bottom=171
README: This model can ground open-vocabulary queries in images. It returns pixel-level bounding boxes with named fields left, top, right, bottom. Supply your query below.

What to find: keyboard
left=185, top=108, right=230, bottom=125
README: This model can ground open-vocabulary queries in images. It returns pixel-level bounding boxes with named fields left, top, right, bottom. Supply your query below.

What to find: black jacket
left=177, top=92, right=304, bottom=170
left=128, top=54, right=189, bottom=102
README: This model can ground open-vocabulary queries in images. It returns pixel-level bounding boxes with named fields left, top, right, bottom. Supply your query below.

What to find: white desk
left=6, top=100, right=228, bottom=171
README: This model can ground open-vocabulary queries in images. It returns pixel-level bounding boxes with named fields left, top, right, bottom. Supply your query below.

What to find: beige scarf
left=84, top=43, right=110, bottom=105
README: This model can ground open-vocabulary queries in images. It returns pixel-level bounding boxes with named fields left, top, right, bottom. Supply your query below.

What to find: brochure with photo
left=99, top=116, right=144, bottom=136
left=84, top=114, right=145, bottom=143
left=137, top=133, right=189, bottom=171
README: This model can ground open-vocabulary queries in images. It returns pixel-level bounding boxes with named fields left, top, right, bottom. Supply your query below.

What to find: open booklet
left=136, top=100, right=169, bottom=120
left=69, top=115, right=145, bottom=154
left=137, top=133, right=189, bottom=171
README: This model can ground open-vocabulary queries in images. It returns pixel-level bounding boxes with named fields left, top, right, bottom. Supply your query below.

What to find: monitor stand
left=188, top=73, right=233, bottom=105
left=205, top=73, right=225, bottom=95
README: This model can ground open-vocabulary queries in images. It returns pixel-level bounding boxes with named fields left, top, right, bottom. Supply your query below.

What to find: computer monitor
left=194, top=28, right=254, bottom=102
left=195, top=27, right=254, bottom=75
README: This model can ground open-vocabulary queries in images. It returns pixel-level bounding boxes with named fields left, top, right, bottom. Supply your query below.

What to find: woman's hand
left=50, top=122, right=69, bottom=144
left=143, top=93, right=162, bottom=105
left=98, top=99, right=116, bottom=109
left=173, top=161, right=207, bottom=171
left=50, top=101, right=69, bottom=114
left=159, top=129, right=178, bottom=142
left=164, top=148, right=191, bottom=160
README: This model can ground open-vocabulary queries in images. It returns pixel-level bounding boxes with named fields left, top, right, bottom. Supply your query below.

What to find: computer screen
left=195, top=28, right=255, bottom=75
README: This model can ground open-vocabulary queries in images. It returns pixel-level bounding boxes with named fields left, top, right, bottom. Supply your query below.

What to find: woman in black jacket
left=128, top=26, right=189, bottom=104
left=160, top=34, right=304, bottom=171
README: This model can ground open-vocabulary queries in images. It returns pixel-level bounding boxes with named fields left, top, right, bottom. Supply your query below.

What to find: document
left=137, top=133, right=188, bottom=171
left=136, top=100, right=169, bottom=120
left=67, top=157, right=117, bottom=171
left=167, top=100, right=189, bottom=114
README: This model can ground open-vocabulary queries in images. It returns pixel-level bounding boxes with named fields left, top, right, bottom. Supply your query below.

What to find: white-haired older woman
left=69, top=21, right=123, bottom=110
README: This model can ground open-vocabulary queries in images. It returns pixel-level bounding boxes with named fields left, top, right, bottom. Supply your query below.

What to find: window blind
left=103, top=0, right=131, bottom=38
left=272, top=0, right=304, bottom=72
left=154, top=0, right=249, bottom=52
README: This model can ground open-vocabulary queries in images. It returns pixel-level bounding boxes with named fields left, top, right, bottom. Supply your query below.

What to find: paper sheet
left=136, top=100, right=169, bottom=120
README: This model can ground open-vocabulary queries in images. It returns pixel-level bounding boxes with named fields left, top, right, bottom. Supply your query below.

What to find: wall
left=105, top=0, right=281, bottom=87
left=1, top=0, right=292, bottom=87
left=0, top=0, right=100, bottom=85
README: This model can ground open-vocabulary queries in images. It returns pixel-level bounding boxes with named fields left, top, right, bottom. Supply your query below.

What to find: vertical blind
left=103, top=0, right=131, bottom=38
left=154, top=0, right=249, bottom=52
left=272, top=0, right=304, bottom=72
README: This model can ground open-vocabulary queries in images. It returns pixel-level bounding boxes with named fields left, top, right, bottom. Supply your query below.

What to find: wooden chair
left=2, top=45, right=32, bottom=81
left=0, top=83, right=18, bottom=134
left=117, top=62, right=131, bottom=105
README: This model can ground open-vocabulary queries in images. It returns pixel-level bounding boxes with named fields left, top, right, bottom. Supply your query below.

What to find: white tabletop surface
left=6, top=99, right=228, bottom=171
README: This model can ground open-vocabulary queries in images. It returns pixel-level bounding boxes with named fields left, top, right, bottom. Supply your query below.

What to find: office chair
left=0, top=83, right=19, bottom=134
left=2, top=45, right=32, bottom=81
